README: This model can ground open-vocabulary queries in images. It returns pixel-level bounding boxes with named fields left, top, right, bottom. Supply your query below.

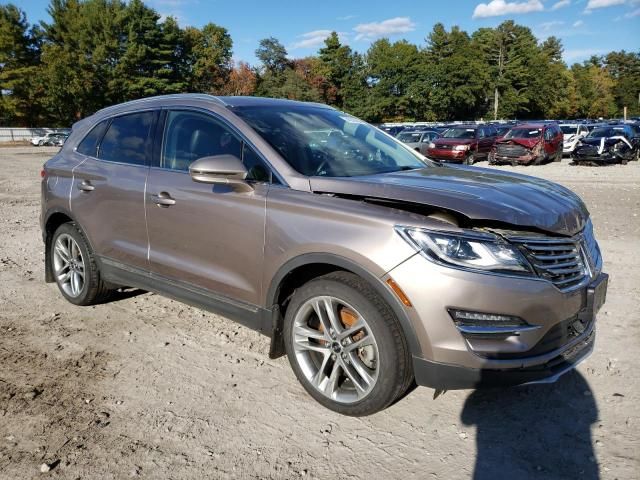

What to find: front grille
left=508, top=220, right=601, bottom=291
left=575, top=145, right=599, bottom=157
left=437, top=144, right=453, bottom=150
left=496, top=143, right=529, bottom=157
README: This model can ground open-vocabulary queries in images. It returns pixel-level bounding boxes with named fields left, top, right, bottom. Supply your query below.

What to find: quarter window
left=99, top=112, right=154, bottom=165
left=77, top=120, right=108, bottom=157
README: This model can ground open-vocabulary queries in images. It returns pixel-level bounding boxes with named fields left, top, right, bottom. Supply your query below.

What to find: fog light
left=448, top=309, right=539, bottom=337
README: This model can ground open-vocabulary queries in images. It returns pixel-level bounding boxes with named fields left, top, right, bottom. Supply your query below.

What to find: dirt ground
left=0, top=146, right=638, bottom=480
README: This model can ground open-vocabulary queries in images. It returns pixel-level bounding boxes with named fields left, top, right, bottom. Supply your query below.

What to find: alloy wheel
left=292, top=295, right=380, bottom=404
left=53, top=233, right=85, bottom=297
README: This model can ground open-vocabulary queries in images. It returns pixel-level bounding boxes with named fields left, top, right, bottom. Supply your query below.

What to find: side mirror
left=189, top=155, right=252, bottom=192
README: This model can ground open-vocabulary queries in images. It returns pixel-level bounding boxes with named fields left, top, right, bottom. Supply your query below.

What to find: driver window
left=162, top=111, right=242, bottom=171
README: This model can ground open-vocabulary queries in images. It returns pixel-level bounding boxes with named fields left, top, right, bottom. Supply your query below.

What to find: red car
left=425, top=125, right=498, bottom=165
left=489, top=123, right=563, bottom=166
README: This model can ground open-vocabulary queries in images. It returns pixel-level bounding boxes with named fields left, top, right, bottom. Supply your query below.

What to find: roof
left=94, top=94, right=333, bottom=117
left=510, top=123, right=545, bottom=129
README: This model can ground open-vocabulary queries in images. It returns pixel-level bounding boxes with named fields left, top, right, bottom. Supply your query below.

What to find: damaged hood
left=310, top=165, right=589, bottom=236
left=497, top=137, right=540, bottom=149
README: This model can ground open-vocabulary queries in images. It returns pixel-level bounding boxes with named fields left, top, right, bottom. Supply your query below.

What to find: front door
left=145, top=110, right=269, bottom=306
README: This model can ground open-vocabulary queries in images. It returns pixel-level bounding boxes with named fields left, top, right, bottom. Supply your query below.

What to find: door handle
left=153, top=192, right=176, bottom=207
left=78, top=180, right=95, bottom=192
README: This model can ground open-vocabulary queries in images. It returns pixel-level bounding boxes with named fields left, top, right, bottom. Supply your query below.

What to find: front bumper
left=490, top=151, right=540, bottom=165
left=386, top=252, right=607, bottom=389
left=426, top=148, right=467, bottom=163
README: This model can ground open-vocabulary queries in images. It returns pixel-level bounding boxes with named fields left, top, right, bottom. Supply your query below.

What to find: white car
left=30, top=132, right=66, bottom=146
left=560, top=124, right=589, bottom=155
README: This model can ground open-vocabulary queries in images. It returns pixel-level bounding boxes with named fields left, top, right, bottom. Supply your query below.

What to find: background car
left=425, top=124, right=497, bottom=165
left=395, top=130, right=440, bottom=155
left=572, top=125, right=639, bottom=165
left=489, top=123, right=563, bottom=166
left=560, top=123, right=590, bottom=156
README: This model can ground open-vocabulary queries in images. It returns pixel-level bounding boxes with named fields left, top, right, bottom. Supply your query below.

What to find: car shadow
left=460, top=370, right=598, bottom=480
left=103, top=287, right=146, bottom=304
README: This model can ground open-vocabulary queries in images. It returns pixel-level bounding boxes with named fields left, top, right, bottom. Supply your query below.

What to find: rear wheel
left=51, top=223, right=112, bottom=305
left=283, top=272, right=412, bottom=416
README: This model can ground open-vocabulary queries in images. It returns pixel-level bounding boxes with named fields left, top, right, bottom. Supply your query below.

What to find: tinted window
left=505, top=128, right=542, bottom=140
left=99, top=112, right=154, bottom=165
left=242, top=143, right=272, bottom=183
left=162, top=111, right=242, bottom=171
left=77, top=120, right=108, bottom=157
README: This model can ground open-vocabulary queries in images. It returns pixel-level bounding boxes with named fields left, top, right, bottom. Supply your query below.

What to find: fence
left=0, top=127, right=70, bottom=143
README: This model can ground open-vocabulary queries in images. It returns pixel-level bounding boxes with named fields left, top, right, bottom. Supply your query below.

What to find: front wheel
left=283, top=272, right=412, bottom=416
left=463, top=153, right=475, bottom=165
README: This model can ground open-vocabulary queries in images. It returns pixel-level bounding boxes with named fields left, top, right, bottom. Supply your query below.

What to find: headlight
left=396, top=227, right=533, bottom=274
left=453, top=144, right=469, bottom=151
left=428, top=142, right=436, bottom=149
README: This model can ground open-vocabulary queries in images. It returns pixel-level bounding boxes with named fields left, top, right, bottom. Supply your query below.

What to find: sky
left=18, top=0, right=640, bottom=65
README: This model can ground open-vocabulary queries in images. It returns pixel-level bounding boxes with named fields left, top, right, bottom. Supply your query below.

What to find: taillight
left=40, top=168, right=46, bottom=178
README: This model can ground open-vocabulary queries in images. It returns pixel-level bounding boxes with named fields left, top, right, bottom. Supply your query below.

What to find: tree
left=571, top=61, right=616, bottom=118
left=255, top=37, right=289, bottom=74
left=0, top=4, right=44, bottom=125
left=605, top=51, right=640, bottom=117
left=426, top=24, right=488, bottom=121
left=183, top=22, right=233, bottom=93
left=218, top=61, right=257, bottom=96
left=473, top=21, right=540, bottom=119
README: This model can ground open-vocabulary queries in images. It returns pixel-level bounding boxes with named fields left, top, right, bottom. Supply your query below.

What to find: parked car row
left=30, top=131, right=69, bottom=147
left=379, top=119, right=640, bottom=166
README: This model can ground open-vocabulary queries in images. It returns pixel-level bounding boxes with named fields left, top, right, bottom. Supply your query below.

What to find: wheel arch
left=43, top=208, right=92, bottom=283
left=266, top=253, right=422, bottom=359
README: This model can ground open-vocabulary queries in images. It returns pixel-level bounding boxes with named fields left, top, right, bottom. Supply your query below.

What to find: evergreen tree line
left=1, top=0, right=638, bottom=127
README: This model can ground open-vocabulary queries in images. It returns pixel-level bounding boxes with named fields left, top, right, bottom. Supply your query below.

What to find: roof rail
left=95, top=93, right=228, bottom=116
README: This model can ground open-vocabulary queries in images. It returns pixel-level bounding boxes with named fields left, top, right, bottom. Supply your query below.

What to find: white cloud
left=551, top=0, right=571, bottom=10
left=289, top=30, right=349, bottom=49
left=585, top=0, right=626, bottom=10
left=573, top=19, right=584, bottom=26
left=337, top=15, right=357, bottom=21
left=472, top=0, right=544, bottom=18
left=290, top=30, right=335, bottom=49
left=563, top=48, right=607, bottom=61
left=539, top=20, right=565, bottom=30
left=625, top=7, right=640, bottom=16
left=353, top=17, right=416, bottom=41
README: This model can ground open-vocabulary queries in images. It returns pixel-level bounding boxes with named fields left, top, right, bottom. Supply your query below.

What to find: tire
left=554, top=147, right=562, bottom=162
left=50, top=222, right=112, bottom=306
left=38, top=140, right=44, bottom=146
left=283, top=271, right=412, bottom=416
left=463, top=153, right=475, bottom=165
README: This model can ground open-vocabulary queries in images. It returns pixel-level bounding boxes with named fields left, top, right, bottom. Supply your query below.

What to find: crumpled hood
left=496, top=137, right=540, bottom=149
left=581, top=137, right=621, bottom=147
left=310, top=165, right=589, bottom=236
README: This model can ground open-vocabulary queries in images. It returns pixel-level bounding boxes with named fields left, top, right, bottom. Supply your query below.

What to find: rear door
left=145, top=109, right=271, bottom=306
left=70, top=111, right=157, bottom=270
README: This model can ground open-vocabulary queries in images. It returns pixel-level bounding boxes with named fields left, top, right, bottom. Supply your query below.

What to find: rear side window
left=98, top=112, right=154, bottom=166
left=76, top=120, right=108, bottom=157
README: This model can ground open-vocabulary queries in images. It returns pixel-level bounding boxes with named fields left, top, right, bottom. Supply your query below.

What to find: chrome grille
left=508, top=220, right=601, bottom=291
left=496, top=143, right=529, bottom=157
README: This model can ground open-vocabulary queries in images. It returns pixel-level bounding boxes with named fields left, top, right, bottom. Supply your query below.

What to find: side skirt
left=98, top=256, right=272, bottom=336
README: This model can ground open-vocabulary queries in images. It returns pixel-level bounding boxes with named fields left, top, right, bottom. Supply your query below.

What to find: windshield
left=233, top=105, right=426, bottom=177
left=396, top=132, right=423, bottom=143
left=560, top=125, right=578, bottom=135
left=442, top=128, right=476, bottom=139
left=504, top=128, right=541, bottom=139
left=588, top=128, right=627, bottom=138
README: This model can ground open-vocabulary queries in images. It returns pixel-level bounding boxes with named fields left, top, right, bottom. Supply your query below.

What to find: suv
left=395, top=130, right=440, bottom=155
left=41, top=95, right=608, bottom=416
left=489, top=123, right=563, bottom=165
left=425, top=125, right=497, bottom=165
